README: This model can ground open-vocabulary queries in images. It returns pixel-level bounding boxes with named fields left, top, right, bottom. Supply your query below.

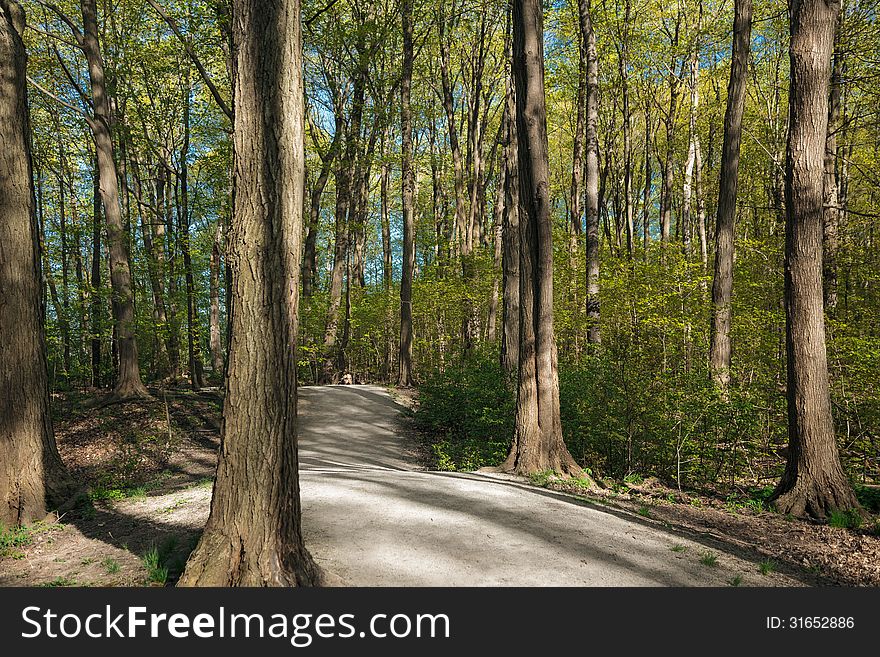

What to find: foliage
left=828, top=509, right=863, bottom=530
left=413, top=355, right=514, bottom=471
left=142, top=546, right=169, bottom=585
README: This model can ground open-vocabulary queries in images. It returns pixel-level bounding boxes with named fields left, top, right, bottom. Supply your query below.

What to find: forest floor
left=0, top=384, right=877, bottom=586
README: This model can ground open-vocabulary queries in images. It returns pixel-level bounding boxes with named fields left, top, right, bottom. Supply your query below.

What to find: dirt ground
left=1, top=385, right=878, bottom=586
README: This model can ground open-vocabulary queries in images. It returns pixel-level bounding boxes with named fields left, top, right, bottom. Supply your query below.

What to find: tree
left=398, top=0, right=415, bottom=387
left=709, top=0, right=752, bottom=390
left=502, top=0, right=584, bottom=478
left=178, top=0, right=319, bottom=585
left=79, top=0, right=149, bottom=398
left=0, top=0, right=72, bottom=527
left=579, top=0, right=600, bottom=345
left=771, top=0, right=858, bottom=519
left=500, top=25, right=520, bottom=376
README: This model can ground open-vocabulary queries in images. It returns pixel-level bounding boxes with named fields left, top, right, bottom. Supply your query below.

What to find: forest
left=1, top=0, right=879, bottom=587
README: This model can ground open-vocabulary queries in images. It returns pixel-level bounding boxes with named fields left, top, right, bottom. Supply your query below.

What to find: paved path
left=298, top=385, right=799, bottom=586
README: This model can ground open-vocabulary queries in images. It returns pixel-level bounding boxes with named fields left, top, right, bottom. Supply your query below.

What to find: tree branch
left=33, top=0, right=83, bottom=47
left=52, top=44, right=93, bottom=111
left=27, top=75, right=92, bottom=125
left=145, top=0, right=233, bottom=122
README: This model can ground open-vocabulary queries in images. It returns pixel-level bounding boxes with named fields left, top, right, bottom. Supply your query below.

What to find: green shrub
left=414, top=356, right=514, bottom=471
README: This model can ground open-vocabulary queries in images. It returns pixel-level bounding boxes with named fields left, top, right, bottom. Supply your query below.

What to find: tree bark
left=90, top=157, right=102, bottom=387
left=500, top=29, right=520, bottom=376
left=179, top=0, right=319, bottom=586
left=0, top=0, right=73, bottom=526
left=618, top=0, right=635, bottom=257
left=580, top=0, right=600, bottom=344
left=398, top=0, right=415, bottom=387
left=659, top=17, right=681, bottom=248
left=503, top=0, right=584, bottom=478
left=177, top=65, right=205, bottom=390
left=209, top=220, right=224, bottom=375
left=772, top=0, right=858, bottom=519
left=80, top=0, right=148, bottom=398
left=709, top=0, right=752, bottom=390
left=823, top=27, right=841, bottom=314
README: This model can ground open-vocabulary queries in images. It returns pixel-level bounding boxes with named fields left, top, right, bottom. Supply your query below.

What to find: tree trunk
left=503, top=0, right=584, bottom=478
left=438, top=5, right=468, bottom=258
left=302, top=104, right=341, bottom=300
left=398, top=0, right=415, bottom=387
left=209, top=220, right=224, bottom=375
left=619, top=0, right=635, bottom=257
left=659, top=18, right=681, bottom=248
left=772, top=0, right=858, bottom=520
left=581, top=0, right=600, bottom=344
left=90, top=157, right=102, bottom=387
left=709, top=0, right=752, bottom=390
left=132, top=164, right=170, bottom=378
left=81, top=0, right=148, bottom=398
left=179, top=0, right=319, bottom=586
left=500, top=30, right=520, bottom=376
left=488, top=152, right=505, bottom=343
left=178, top=65, right=205, bottom=390
left=0, top=0, right=73, bottom=526
left=642, top=100, right=652, bottom=253
left=823, top=28, right=841, bottom=314
left=682, top=48, right=699, bottom=255
left=381, top=131, right=393, bottom=292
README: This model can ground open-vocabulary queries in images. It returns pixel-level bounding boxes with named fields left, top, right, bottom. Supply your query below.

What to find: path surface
left=298, top=385, right=801, bottom=586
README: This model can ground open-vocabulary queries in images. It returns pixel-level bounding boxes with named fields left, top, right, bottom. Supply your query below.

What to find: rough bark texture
left=398, top=0, right=415, bottom=387
left=0, top=0, right=73, bottom=526
left=178, top=0, right=319, bottom=586
left=580, top=0, right=600, bottom=344
left=81, top=0, right=148, bottom=398
left=709, top=0, right=752, bottom=390
left=503, top=0, right=583, bottom=477
left=772, top=0, right=858, bottom=520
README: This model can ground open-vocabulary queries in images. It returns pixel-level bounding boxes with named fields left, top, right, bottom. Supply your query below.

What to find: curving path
left=298, top=385, right=801, bottom=587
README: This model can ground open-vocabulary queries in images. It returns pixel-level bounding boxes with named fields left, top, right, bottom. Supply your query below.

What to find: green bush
left=414, top=356, right=514, bottom=471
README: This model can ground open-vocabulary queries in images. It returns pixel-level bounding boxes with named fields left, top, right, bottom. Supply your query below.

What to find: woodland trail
left=298, top=385, right=804, bottom=586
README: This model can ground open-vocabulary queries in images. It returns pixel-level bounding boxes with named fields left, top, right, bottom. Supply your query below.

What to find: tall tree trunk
left=772, top=0, right=857, bottom=519
left=500, top=27, right=520, bottom=376
left=659, top=18, right=681, bottom=248
left=823, top=28, right=841, bottom=314
left=132, top=164, right=170, bottom=377
left=91, top=157, right=102, bottom=387
left=81, top=0, right=148, bottom=398
left=709, top=0, right=752, bottom=391
left=488, top=152, right=505, bottom=343
left=178, top=65, right=205, bottom=390
left=580, top=0, right=600, bottom=344
left=642, top=100, right=652, bottom=253
left=381, top=130, right=393, bottom=291
left=319, top=157, right=349, bottom=383
left=682, top=48, right=700, bottom=255
left=209, top=221, right=224, bottom=375
left=0, top=0, right=73, bottom=526
left=398, top=0, right=415, bottom=387
left=503, top=0, right=584, bottom=478
left=156, top=161, right=181, bottom=381
left=619, top=0, right=635, bottom=257
left=179, top=0, right=319, bottom=586
left=438, top=4, right=468, bottom=258
left=302, top=108, right=341, bottom=300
